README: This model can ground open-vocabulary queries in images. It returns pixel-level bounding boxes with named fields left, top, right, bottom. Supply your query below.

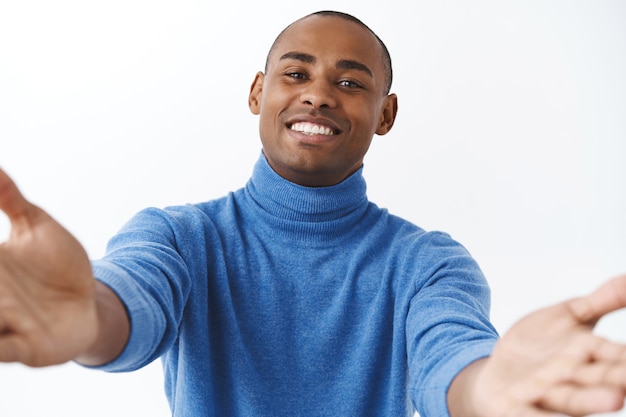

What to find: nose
left=300, top=79, right=337, bottom=109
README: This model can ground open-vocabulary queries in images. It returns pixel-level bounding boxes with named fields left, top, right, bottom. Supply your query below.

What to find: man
left=0, top=10, right=624, bottom=417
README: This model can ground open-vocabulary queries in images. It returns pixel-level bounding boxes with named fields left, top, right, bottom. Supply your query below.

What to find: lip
left=285, top=114, right=343, bottom=143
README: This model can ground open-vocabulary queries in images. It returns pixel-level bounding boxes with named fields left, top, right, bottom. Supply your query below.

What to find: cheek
left=348, top=100, right=379, bottom=126
left=258, top=95, right=286, bottom=130
left=257, top=108, right=286, bottom=151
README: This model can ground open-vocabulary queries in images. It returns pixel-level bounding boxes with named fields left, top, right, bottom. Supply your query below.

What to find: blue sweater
left=91, top=153, right=498, bottom=416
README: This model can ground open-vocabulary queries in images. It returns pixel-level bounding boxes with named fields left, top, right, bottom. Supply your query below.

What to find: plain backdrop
left=1, top=1, right=625, bottom=416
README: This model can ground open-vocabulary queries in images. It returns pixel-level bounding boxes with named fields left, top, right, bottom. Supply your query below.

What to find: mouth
left=288, top=121, right=339, bottom=136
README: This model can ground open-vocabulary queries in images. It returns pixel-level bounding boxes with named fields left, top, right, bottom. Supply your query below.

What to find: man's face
left=249, top=15, right=397, bottom=187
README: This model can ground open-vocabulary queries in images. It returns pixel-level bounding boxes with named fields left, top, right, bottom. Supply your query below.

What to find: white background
left=1, top=1, right=625, bottom=416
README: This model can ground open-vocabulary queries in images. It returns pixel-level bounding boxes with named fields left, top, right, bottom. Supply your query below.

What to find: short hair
left=264, top=10, right=393, bottom=95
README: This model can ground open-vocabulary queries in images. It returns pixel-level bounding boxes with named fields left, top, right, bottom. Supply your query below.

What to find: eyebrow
left=279, top=51, right=374, bottom=78
left=336, top=59, right=373, bottom=78
left=280, top=51, right=316, bottom=65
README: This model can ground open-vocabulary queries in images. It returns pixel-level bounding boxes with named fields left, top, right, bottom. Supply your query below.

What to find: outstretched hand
left=472, top=274, right=626, bottom=416
left=0, top=168, right=98, bottom=366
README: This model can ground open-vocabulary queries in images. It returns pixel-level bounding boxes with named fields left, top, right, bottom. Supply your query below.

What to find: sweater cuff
left=413, top=339, right=496, bottom=417
left=81, top=260, right=165, bottom=372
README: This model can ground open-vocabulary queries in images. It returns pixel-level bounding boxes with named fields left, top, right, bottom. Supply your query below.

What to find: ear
left=248, top=72, right=265, bottom=115
left=375, top=93, right=398, bottom=135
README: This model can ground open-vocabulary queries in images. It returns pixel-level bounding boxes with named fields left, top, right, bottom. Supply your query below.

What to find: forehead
left=268, top=15, right=383, bottom=72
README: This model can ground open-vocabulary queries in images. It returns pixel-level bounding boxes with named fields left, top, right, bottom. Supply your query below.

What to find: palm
left=0, top=169, right=97, bottom=366
left=475, top=276, right=626, bottom=416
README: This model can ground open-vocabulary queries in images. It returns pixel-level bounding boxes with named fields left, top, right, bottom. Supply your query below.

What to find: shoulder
left=379, top=211, right=482, bottom=276
left=379, top=209, right=463, bottom=252
left=110, top=191, right=241, bottom=243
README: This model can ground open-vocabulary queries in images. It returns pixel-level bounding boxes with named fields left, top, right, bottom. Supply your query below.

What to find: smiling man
left=0, top=10, right=625, bottom=417
left=249, top=12, right=397, bottom=188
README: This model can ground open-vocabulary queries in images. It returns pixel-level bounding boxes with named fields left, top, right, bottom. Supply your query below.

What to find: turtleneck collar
left=243, top=152, right=370, bottom=243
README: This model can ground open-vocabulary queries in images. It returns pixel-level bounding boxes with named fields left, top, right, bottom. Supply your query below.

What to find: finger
left=568, top=274, right=626, bottom=324
left=0, top=168, right=33, bottom=223
left=566, top=337, right=626, bottom=389
left=571, top=360, right=626, bottom=390
left=0, top=334, right=30, bottom=364
left=560, top=333, right=626, bottom=373
left=588, top=335, right=626, bottom=363
left=538, top=384, right=625, bottom=416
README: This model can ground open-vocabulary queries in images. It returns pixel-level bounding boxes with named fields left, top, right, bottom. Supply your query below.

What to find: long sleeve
left=90, top=206, right=210, bottom=371
left=406, top=232, right=498, bottom=416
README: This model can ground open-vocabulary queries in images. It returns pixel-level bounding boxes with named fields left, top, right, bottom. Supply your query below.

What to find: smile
left=289, top=122, right=336, bottom=136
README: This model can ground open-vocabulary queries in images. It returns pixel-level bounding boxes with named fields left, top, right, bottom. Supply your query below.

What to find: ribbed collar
left=243, top=153, right=370, bottom=244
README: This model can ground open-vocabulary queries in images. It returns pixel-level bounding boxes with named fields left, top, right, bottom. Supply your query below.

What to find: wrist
left=447, top=357, right=487, bottom=417
left=75, top=280, right=129, bottom=366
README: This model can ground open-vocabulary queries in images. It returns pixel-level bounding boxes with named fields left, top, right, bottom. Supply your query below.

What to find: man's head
left=248, top=11, right=398, bottom=187
left=265, top=11, right=394, bottom=96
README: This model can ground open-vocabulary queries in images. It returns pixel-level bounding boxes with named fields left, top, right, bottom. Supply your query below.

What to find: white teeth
left=291, top=122, right=335, bottom=136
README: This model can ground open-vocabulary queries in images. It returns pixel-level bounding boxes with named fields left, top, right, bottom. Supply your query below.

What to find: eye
left=285, top=71, right=307, bottom=80
left=338, top=79, right=362, bottom=89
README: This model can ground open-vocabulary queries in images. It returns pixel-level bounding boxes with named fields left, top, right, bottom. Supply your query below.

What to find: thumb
left=0, top=168, right=34, bottom=223
left=568, top=274, right=626, bottom=325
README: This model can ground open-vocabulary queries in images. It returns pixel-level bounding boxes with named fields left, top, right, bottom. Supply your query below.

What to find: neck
left=262, top=152, right=363, bottom=188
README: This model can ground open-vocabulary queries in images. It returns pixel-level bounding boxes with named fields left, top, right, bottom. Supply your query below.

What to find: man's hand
left=452, top=274, right=626, bottom=417
left=0, top=168, right=98, bottom=366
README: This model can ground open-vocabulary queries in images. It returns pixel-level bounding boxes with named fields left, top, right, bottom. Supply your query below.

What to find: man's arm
left=448, top=274, right=626, bottom=417
left=0, top=168, right=129, bottom=367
